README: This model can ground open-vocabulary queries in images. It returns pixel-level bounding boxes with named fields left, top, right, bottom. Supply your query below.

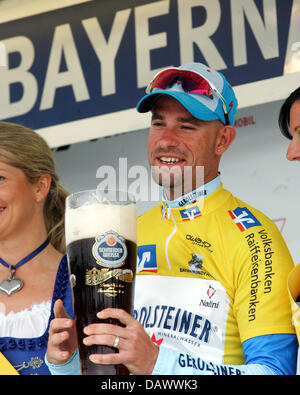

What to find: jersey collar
left=160, top=175, right=231, bottom=222
left=162, top=174, right=221, bottom=208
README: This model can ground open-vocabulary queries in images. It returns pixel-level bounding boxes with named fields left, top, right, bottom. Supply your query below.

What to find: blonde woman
left=0, top=122, right=74, bottom=374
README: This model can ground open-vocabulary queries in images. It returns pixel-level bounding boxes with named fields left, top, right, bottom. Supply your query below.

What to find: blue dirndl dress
left=0, top=255, right=73, bottom=375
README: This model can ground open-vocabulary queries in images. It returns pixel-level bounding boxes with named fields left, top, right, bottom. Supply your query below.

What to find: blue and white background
left=0, top=0, right=300, bottom=146
left=0, top=0, right=299, bottom=264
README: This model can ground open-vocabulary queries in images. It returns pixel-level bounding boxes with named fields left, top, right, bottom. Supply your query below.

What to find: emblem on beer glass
left=88, top=231, right=133, bottom=297
left=85, top=267, right=134, bottom=296
left=92, top=231, right=127, bottom=268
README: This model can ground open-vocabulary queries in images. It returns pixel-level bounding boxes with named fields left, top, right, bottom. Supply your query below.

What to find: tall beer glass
left=65, top=189, right=137, bottom=375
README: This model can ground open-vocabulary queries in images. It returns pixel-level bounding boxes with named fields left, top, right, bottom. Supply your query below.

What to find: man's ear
left=215, top=126, right=236, bottom=156
left=34, top=174, right=52, bottom=203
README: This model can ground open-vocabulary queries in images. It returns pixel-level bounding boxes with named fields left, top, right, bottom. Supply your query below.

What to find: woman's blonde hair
left=0, top=122, right=69, bottom=253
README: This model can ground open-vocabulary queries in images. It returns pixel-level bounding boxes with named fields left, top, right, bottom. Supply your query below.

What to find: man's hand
left=83, top=308, right=159, bottom=375
left=46, top=299, right=78, bottom=365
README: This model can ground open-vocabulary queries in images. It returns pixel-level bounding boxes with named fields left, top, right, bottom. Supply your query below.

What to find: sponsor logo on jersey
left=186, top=234, right=213, bottom=253
left=133, top=304, right=213, bottom=345
left=180, top=253, right=213, bottom=279
left=137, top=244, right=157, bottom=273
left=199, top=285, right=220, bottom=309
left=178, top=354, right=242, bottom=375
left=228, top=207, right=261, bottom=231
left=188, top=253, right=203, bottom=274
left=180, top=205, right=201, bottom=221
left=177, top=189, right=207, bottom=207
left=151, top=333, right=163, bottom=346
left=207, top=285, right=216, bottom=298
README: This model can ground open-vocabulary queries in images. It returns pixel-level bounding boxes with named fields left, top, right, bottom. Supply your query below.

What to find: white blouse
left=0, top=301, right=51, bottom=338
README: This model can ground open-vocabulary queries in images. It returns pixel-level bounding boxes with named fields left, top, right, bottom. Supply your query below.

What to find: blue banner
left=0, top=0, right=295, bottom=130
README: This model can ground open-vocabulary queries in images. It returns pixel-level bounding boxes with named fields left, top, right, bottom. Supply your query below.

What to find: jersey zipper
left=165, top=207, right=177, bottom=269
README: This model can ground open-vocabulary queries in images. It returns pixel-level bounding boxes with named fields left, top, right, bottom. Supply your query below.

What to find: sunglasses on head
left=146, top=67, right=229, bottom=125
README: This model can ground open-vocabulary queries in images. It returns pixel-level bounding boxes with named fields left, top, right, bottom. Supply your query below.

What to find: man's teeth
left=160, top=157, right=180, bottom=163
left=0, top=207, right=5, bottom=212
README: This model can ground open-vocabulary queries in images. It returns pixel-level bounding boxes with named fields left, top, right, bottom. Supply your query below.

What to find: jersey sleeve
left=45, top=349, right=81, bottom=375
left=152, top=333, right=297, bottom=375
left=152, top=344, right=274, bottom=375
left=232, top=214, right=295, bottom=343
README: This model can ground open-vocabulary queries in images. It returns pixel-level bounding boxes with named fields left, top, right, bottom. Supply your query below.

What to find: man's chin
left=151, top=166, right=182, bottom=185
left=151, top=171, right=190, bottom=200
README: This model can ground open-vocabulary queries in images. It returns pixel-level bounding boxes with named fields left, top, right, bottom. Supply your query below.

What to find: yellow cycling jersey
left=134, top=184, right=295, bottom=365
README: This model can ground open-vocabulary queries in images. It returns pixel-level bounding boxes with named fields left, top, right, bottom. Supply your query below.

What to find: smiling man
left=46, top=63, right=298, bottom=376
left=147, top=96, right=234, bottom=200
left=143, top=64, right=236, bottom=202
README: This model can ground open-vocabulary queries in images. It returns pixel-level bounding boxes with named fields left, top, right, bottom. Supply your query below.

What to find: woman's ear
left=34, top=174, right=52, bottom=203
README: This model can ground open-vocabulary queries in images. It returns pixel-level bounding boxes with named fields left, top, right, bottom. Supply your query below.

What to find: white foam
left=65, top=203, right=137, bottom=245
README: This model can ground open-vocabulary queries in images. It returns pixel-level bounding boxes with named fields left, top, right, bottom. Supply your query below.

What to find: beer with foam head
left=65, top=190, right=137, bottom=375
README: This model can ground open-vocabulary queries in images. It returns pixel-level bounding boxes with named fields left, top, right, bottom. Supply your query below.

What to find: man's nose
left=159, top=126, right=178, bottom=147
left=286, top=139, right=300, bottom=161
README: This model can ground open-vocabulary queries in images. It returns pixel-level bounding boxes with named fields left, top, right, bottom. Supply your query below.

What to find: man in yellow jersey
left=46, top=63, right=297, bottom=375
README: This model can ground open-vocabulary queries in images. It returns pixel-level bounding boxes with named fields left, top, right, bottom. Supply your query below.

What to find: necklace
left=0, top=239, right=50, bottom=296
